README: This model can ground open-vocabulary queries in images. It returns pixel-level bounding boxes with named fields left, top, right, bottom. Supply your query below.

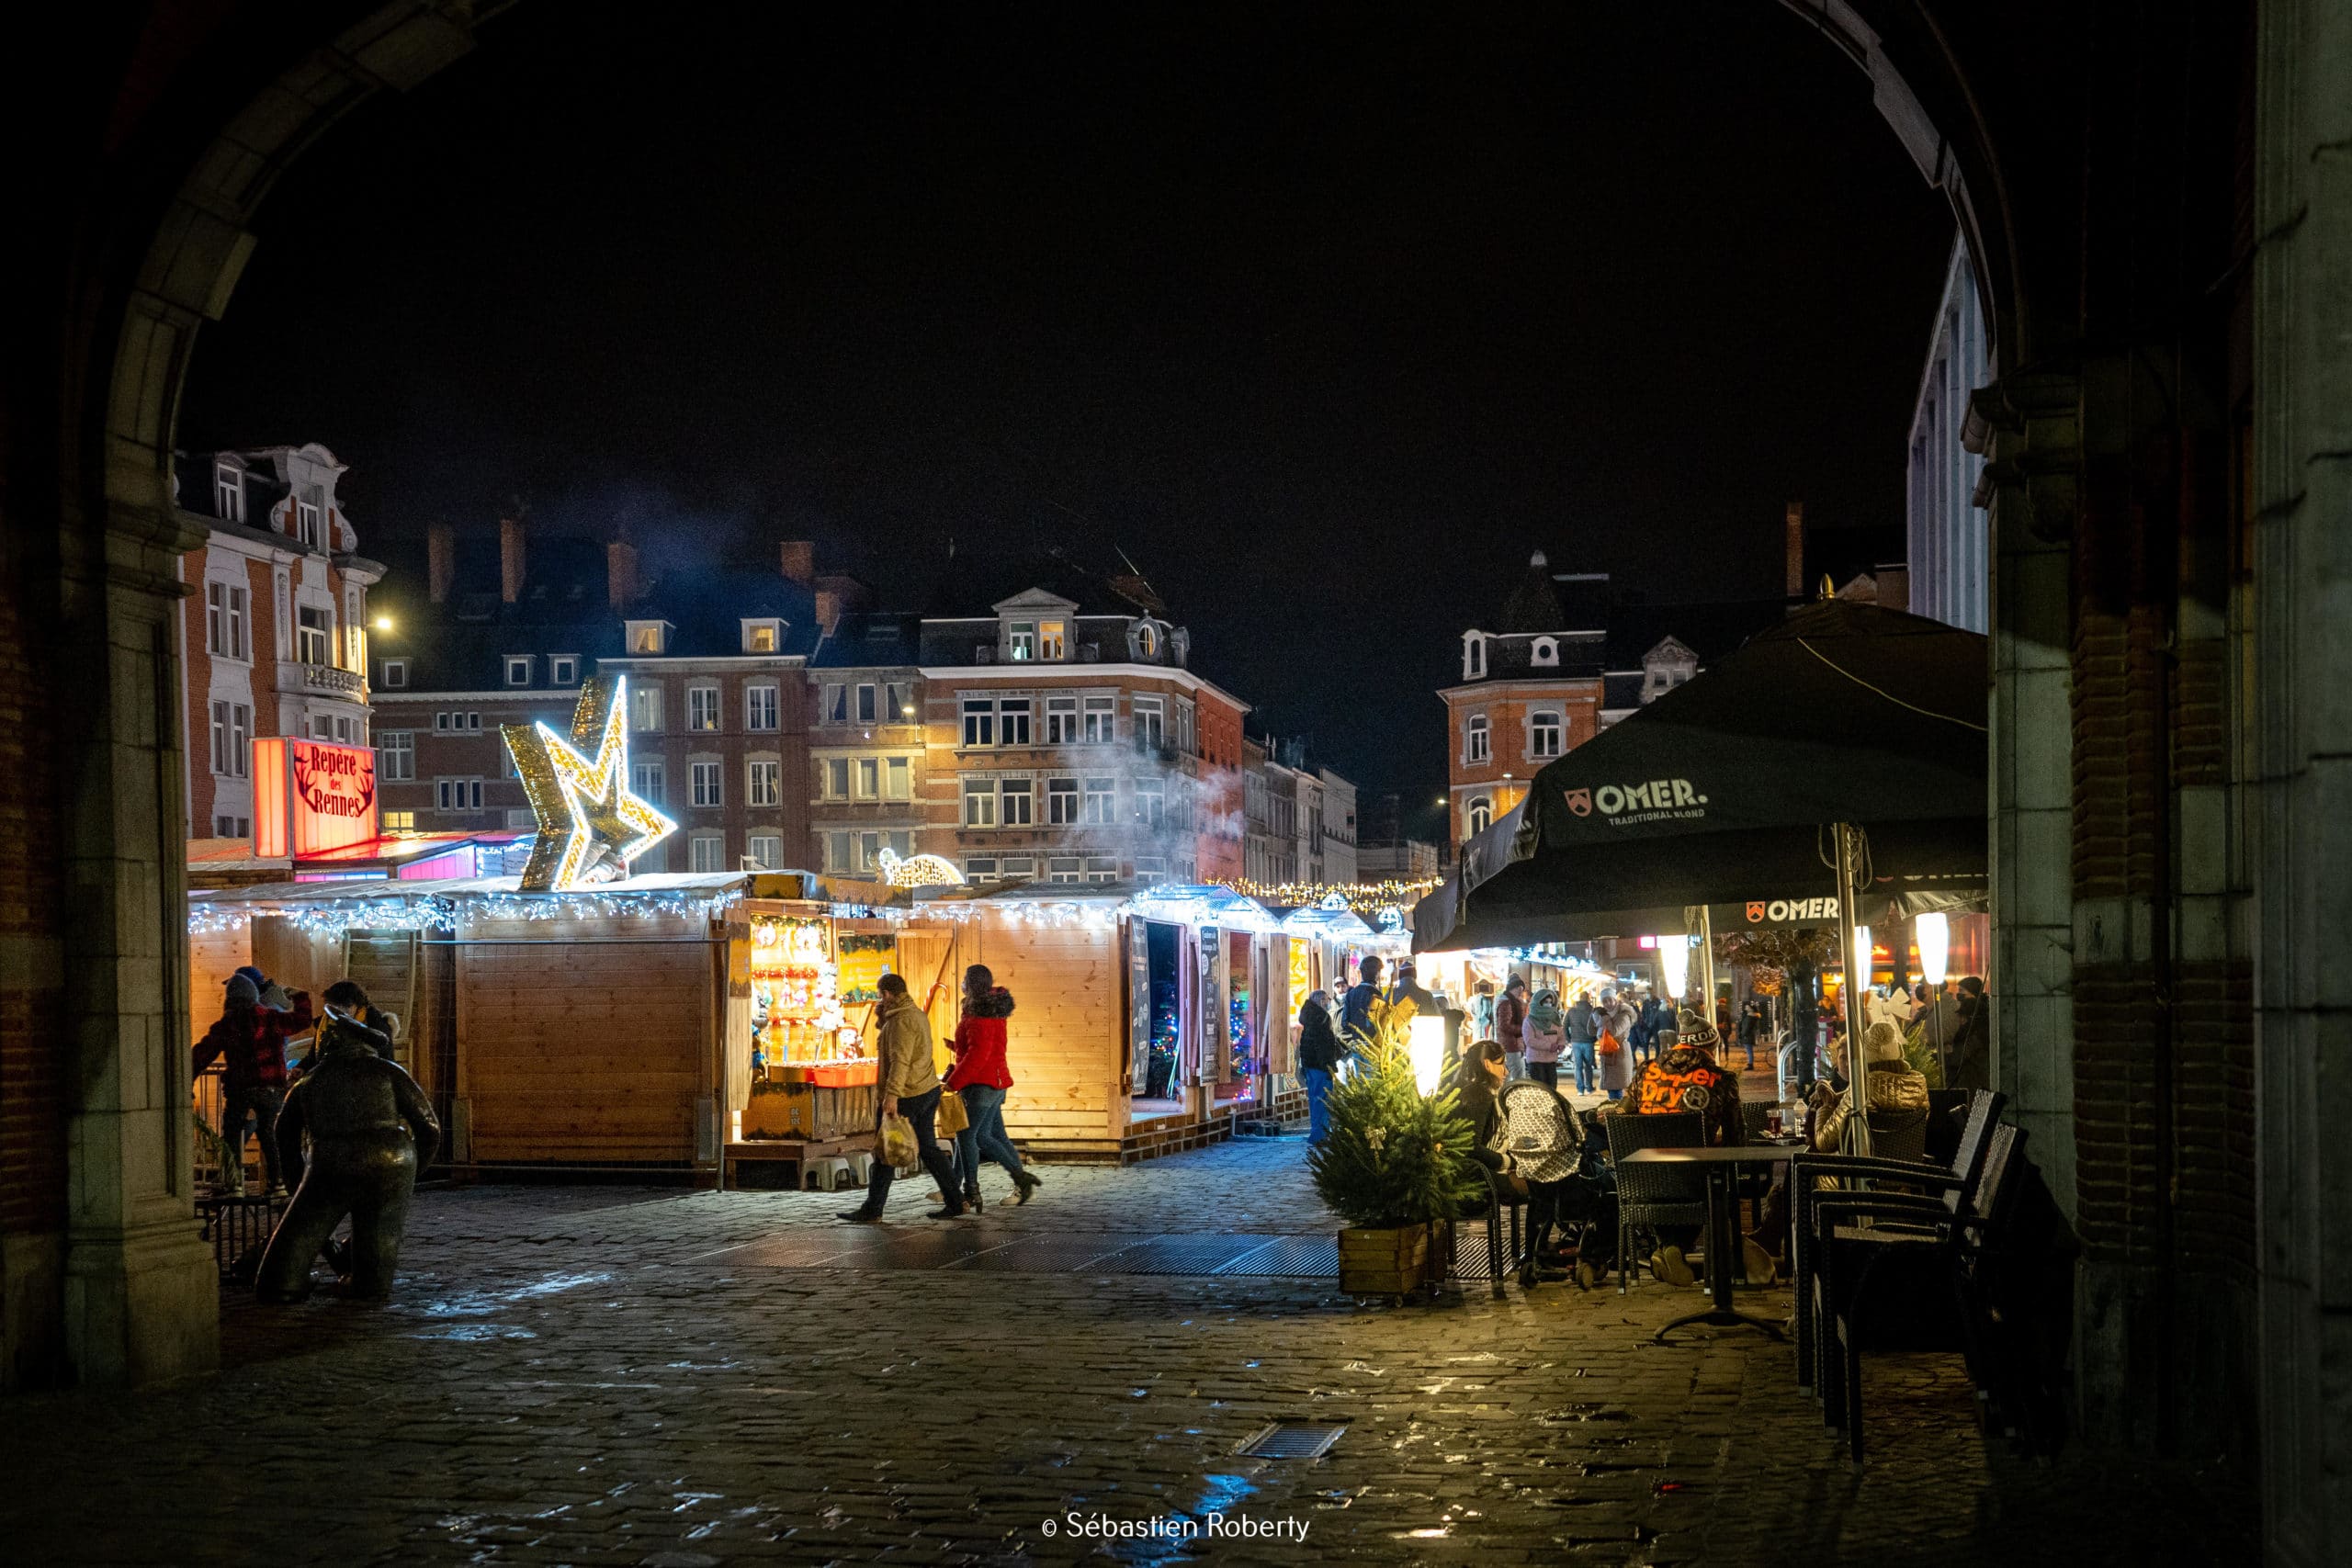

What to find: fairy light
left=1212, top=876, right=1442, bottom=914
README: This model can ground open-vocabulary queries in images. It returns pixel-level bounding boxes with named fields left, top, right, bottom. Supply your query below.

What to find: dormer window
left=1009, top=622, right=1036, bottom=660
left=213, top=461, right=244, bottom=524
left=1463, top=632, right=1487, bottom=680
left=625, top=620, right=668, bottom=655
left=296, top=499, right=322, bottom=550
left=741, top=618, right=782, bottom=653
left=1038, top=620, right=1067, bottom=660
left=380, top=659, right=409, bottom=690
left=1135, top=623, right=1159, bottom=659
left=1532, top=637, right=1558, bottom=668
left=504, top=656, right=532, bottom=687
left=1170, top=627, right=1190, bottom=667
left=550, top=655, right=578, bottom=685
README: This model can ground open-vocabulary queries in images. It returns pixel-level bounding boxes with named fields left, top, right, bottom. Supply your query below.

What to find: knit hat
left=234, top=964, right=266, bottom=989
left=1862, top=1018, right=1906, bottom=1061
left=224, top=973, right=261, bottom=1008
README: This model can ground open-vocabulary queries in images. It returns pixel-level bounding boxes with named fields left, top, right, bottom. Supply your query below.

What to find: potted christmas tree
left=1310, top=999, right=1481, bottom=1297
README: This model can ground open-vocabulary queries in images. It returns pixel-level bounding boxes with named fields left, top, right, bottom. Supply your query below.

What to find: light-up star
left=502, top=676, right=676, bottom=891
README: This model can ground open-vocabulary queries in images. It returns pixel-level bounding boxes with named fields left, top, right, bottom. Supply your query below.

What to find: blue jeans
left=954, top=1084, right=1026, bottom=1198
left=1571, top=1042, right=1598, bottom=1094
left=1303, top=1068, right=1332, bottom=1144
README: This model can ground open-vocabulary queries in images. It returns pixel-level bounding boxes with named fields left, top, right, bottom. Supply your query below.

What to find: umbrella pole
left=1697, top=904, right=1718, bottom=1043
left=1835, top=823, right=1871, bottom=1155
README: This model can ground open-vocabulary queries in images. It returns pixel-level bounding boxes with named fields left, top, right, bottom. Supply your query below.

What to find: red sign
left=252, top=739, right=378, bottom=858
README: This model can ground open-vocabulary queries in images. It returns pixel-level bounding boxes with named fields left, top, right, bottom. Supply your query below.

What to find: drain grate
left=1235, top=1421, right=1347, bottom=1460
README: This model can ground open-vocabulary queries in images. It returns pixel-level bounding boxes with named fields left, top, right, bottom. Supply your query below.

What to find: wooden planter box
left=1338, top=1222, right=1443, bottom=1295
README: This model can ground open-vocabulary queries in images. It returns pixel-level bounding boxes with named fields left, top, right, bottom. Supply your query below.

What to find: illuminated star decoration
left=875, top=846, right=966, bottom=887
left=502, top=676, right=675, bottom=892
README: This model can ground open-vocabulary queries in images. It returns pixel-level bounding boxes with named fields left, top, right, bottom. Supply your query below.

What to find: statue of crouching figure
left=256, top=1007, right=441, bottom=1302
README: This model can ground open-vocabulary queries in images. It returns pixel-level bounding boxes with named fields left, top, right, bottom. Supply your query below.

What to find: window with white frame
left=1046, top=694, right=1080, bottom=742
left=630, top=683, right=663, bottom=732
left=1008, top=622, right=1036, bottom=660
left=209, top=701, right=251, bottom=777
left=1132, top=695, right=1164, bottom=750
left=965, top=856, right=1000, bottom=885
left=687, top=685, right=720, bottom=731
left=1135, top=775, right=1165, bottom=828
left=296, top=499, right=322, bottom=550
left=1083, top=775, right=1116, bottom=824
left=205, top=581, right=248, bottom=660
left=747, top=758, right=780, bottom=807
left=1046, top=856, right=1083, bottom=885
left=887, top=830, right=913, bottom=859
left=1039, top=620, right=1067, bottom=660
left=1000, top=854, right=1037, bottom=881
left=435, top=776, right=483, bottom=812
left=1172, top=698, right=1194, bottom=755
left=631, top=759, right=664, bottom=806
left=748, top=833, right=783, bottom=870
left=690, top=761, right=722, bottom=807
left=380, top=658, right=408, bottom=689
left=1085, top=856, right=1118, bottom=884
left=505, top=655, right=532, bottom=687
left=1136, top=623, right=1159, bottom=658
left=213, top=462, right=244, bottom=523
left=1001, top=775, right=1034, bottom=826
left=1467, top=795, right=1493, bottom=836
left=1532, top=637, right=1559, bottom=668
left=551, top=656, right=578, bottom=685
left=999, top=697, right=1031, bottom=745
left=741, top=619, right=781, bottom=653
left=1046, top=775, right=1080, bottom=825
left=378, top=731, right=414, bottom=782
left=962, top=775, right=998, bottom=828
left=823, top=757, right=851, bottom=799
left=1464, top=632, right=1487, bottom=680
left=842, top=682, right=869, bottom=724
left=745, top=682, right=778, bottom=731
left=626, top=621, right=667, bottom=655
left=883, top=756, right=912, bottom=800
left=1530, top=709, right=1564, bottom=758
left=846, top=756, right=875, bottom=799
left=886, top=681, right=914, bottom=720
left=1464, top=711, right=1490, bottom=763
left=1133, top=855, right=1168, bottom=886
left=826, top=832, right=854, bottom=873
left=297, top=604, right=332, bottom=665
left=1083, top=694, right=1115, bottom=743
left=856, top=830, right=882, bottom=871
left=689, top=833, right=726, bottom=874
left=961, top=698, right=995, bottom=747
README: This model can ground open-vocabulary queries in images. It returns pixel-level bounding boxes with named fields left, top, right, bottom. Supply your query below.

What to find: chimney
left=778, top=539, right=815, bottom=587
left=427, top=520, right=455, bottom=604
left=814, top=588, right=844, bottom=636
left=606, top=536, right=639, bottom=611
left=1783, top=502, right=1804, bottom=601
left=813, top=571, right=870, bottom=634
left=499, top=510, right=527, bottom=604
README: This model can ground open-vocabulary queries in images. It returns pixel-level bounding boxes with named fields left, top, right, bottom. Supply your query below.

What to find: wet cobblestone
left=2, top=1139, right=2250, bottom=1564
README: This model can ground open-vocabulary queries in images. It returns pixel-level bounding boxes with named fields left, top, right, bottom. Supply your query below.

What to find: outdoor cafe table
left=1620, top=1142, right=1799, bottom=1343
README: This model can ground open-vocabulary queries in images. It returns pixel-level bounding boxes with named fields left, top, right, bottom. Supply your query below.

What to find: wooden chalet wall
left=454, top=907, right=721, bottom=1166
left=187, top=923, right=248, bottom=1046
left=958, top=915, right=1120, bottom=1156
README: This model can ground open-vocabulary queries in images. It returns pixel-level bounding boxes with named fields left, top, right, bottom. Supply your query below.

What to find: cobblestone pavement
left=3, top=1139, right=2249, bottom=1566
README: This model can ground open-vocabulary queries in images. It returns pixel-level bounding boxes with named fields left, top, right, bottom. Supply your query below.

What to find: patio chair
left=1815, top=1122, right=2027, bottom=1461
left=1603, top=1111, right=1707, bottom=1294
left=1792, top=1089, right=2007, bottom=1393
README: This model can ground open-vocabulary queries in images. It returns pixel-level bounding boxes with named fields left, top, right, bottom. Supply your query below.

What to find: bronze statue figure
left=255, top=1003, right=441, bottom=1302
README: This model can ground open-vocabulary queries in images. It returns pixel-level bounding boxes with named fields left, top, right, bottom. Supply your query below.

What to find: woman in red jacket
left=945, top=964, right=1040, bottom=1211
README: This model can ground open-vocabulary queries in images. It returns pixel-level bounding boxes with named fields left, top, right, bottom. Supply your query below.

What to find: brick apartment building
left=807, top=610, right=929, bottom=878
left=174, top=444, right=381, bottom=839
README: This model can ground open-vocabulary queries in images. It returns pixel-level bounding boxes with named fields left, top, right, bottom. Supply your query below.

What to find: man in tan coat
left=840, top=973, right=967, bottom=1222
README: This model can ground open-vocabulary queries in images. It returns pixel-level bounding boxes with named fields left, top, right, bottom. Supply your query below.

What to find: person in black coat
left=1297, top=991, right=1343, bottom=1147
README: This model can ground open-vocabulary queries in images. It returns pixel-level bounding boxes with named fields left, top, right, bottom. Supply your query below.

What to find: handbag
left=934, top=1089, right=970, bottom=1136
left=1597, top=1029, right=1623, bottom=1056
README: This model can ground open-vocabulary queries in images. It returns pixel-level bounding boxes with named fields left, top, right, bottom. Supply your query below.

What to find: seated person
left=1621, top=1019, right=1752, bottom=1287
left=1808, top=1018, right=1931, bottom=1155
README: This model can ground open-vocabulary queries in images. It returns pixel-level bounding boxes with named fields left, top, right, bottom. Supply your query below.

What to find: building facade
left=1438, top=553, right=1603, bottom=850
left=806, top=612, right=927, bottom=878
left=1317, top=766, right=1359, bottom=885
left=174, top=444, right=381, bottom=839
left=1905, top=236, right=1991, bottom=633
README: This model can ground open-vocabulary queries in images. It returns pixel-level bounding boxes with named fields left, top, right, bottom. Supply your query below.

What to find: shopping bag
left=934, top=1089, right=970, bottom=1136
left=1597, top=1030, right=1623, bottom=1056
left=878, top=1112, right=919, bottom=1170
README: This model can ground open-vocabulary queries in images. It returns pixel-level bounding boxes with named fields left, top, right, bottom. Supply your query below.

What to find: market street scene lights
left=11, top=5, right=2334, bottom=1564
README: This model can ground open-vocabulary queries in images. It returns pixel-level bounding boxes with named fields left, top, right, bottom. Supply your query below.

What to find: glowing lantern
left=1915, top=912, right=1951, bottom=987
left=1408, top=1014, right=1448, bottom=1097
left=1655, top=933, right=1690, bottom=999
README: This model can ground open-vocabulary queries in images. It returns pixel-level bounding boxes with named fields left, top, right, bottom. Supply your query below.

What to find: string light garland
left=187, top=887, right=740, bottom=940
left=1211, top=876, right=1442, bottom=915
left=502, top=676, right=676, bottom=892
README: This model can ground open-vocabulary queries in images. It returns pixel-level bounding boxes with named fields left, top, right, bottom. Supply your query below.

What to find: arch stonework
left=8, top=5, right=2345, bottom=1562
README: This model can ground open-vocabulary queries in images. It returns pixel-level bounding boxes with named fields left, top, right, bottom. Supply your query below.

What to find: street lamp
left=1408, top=1014, right=1447, bottom=1096
left=372, top=615, right=393, bottom=632
left=1915, top=912, right=1950, bottom=987
left=1655, top=932, right=1689, bottom=999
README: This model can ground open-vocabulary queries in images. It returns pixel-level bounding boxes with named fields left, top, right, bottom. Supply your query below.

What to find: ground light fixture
left=1408, top=1014, right=1447, bottom=1095
left=1915, top=911, right=1951, bottom=987
left=1655, top=931, right=1689, bottom=998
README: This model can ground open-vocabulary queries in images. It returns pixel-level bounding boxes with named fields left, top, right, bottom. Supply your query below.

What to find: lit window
left=1083, top=776, right=1115, bottom=824
left=745, top=683, right=777, bottom=731
left=1001, top=776, right=1034, bottom=826
left=1465, top=712, right=1490, bottom=764
left=962, top=775, right=998, bottom=828
left=1531, top=710, right=1564, bottom=758
left=1047, top=776, right=1080, bottom=825
left=687, top=685, right=720, bottom=731
left=1083, top=695, right=1115, bottom=743
left=550, top=656, right=578, bottom=685
left=1046, top=694, right=1080, bottom=742
left=297, top=604, right=332, bottom=665
left=631, top=760, right=664, bottom=805
left=689, top=833, right=726, bottom=873
left=380, top=658, right=408, bottom=689
left=691, top=761, right=722, bottom=807
left=630, top=683, right=664, bottom=732
left=999, top=698, right=1031, bottom=746
left=381, top=810, right=414, bottom=831
left=627, top=621, right=666, bottom=655
left=883, top=756, right=911, bottom=800
left=1008, top=622, right=1036, bottom=660
left=961, top=699, right=995, bottom=747
left=505, top=656, right=532, bottom=687
left=1136, top=624, right=1159, bottom=658
left=214, top=462, right=244, bottom=523
left=742, top=619, right=781, bottom=653
left=1039, top=621, right=1067, bottom=660
left=378, top=731, right=415, bottom=782
left=747, top=759, right=780, bottom=807
left=1468, top=795, right=1493, bottom=836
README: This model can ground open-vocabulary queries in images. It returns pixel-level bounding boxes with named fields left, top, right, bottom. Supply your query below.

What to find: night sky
left=182, top=1, right=1954, bottom=828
